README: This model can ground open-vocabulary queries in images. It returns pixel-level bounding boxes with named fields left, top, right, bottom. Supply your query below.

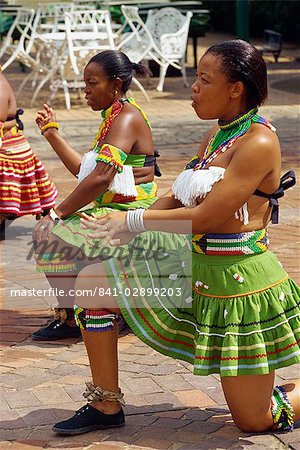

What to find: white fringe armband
left=109, top=165, right=138, bottom=197
left=77, top=150, right=97, bottom=182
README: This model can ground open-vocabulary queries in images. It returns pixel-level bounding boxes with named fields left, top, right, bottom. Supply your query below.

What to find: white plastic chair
left=52, top=9, right=116, bottom=109
left=117, top=5, right=166, bottom=100
left=0, top=8, right=35, bottom=71
left=65, top=9, right=115, bottom=76
left=33, top=3, right=74, bottom=34
left=118, top=6, right=192, bottom=92
left=146, top=7, right=193, bottom=92
left=15, top=36, right=67, bottom=107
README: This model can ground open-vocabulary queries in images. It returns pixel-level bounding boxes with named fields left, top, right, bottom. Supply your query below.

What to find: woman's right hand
left=35, top=104, right=57, bottom=131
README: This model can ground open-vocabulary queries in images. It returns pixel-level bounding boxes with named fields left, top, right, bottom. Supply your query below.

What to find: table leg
left=193, top=36, right=198, bottom=68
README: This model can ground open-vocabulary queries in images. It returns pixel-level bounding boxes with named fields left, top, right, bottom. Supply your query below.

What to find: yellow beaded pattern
left=40, top=121, right=59, bottom=134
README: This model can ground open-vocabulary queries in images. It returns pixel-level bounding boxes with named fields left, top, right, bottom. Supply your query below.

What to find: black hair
left=88, top=50, right=151, bottom=93
left=205, top=39, right=268, bottom=108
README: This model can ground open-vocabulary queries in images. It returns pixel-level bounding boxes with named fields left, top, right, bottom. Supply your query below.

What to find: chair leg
left=132, top=77, right=150, bottom=103
left=62, top=80, right=71, bottom=110
left=1, top=50, right=19, bottom=71
left=30, top=72, right=53, bottom=107
left=31, top=71, right=39, bottom=89
left=180, top=59, right=189, bottom=88
left=16, top=70, right=33, bottom=97
left=157, top=64, right=168, bottom=92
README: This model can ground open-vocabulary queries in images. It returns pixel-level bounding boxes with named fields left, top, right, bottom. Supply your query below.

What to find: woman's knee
left=233, top=414, right=272, bottom=433
left=74, top=263, right=118, bottom=311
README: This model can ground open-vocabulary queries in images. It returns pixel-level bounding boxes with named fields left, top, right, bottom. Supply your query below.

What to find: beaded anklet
left=271, top=385, right=294, bottom=432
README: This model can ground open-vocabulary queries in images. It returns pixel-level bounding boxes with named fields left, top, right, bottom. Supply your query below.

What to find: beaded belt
left=192, top=229, right=269, bottom=255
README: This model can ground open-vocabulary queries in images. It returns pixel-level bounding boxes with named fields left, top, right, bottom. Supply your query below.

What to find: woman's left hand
left=32, top=215, right=55, bottom=249
left=80, top=211, right=128, bottom=245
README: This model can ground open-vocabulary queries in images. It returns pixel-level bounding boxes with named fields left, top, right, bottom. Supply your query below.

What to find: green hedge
left=202, top=0, right=300, bottom=42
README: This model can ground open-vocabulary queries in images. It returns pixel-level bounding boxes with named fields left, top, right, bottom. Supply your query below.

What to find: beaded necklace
left=198, top=107, right=275, bottom=169
left=90, top=97, right=151, bottom=151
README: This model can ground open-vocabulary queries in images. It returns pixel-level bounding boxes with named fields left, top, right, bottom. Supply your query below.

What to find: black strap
left=144, top=149, right=162, bottom=177
left=7, top=108, right=24, bottom=130
left=254, top=170, right=296, bottom=224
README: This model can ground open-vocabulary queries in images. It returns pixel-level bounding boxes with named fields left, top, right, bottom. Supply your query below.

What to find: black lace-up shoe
left=31, top=320, right=81, bottom=340
left=52, top=404, right=125, bottom=435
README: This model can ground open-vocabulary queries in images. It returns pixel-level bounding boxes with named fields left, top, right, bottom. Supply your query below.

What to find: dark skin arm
left=36, top=104, right=82, bottom=176
left=82, top=128, right=280, bottom=244
left=149, top=126, right=219, bottom=211
left=0, top=81, right=9, bottom=124
left=56, top=162, right=117, bottom=218
left=33, top=104, right=145, bottom=243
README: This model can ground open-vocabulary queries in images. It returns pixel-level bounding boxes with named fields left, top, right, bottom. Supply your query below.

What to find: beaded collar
left=197, top=107, right=274, bottom=169
left=91, top=97, right=151, bottom=151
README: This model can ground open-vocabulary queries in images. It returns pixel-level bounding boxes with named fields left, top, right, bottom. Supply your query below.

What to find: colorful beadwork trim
left=96, top=144, right=128, bottom=173
left=0, top=121, right=4, bottom=140
left=74, top=305, right=118, bottom=332
left=271, top=385, right=294, bottom=432
left=35, top=253, right=77, bottom=273
left=192, top=229, right=269, bottom=256
left=218, top=107, right=258, bottom=130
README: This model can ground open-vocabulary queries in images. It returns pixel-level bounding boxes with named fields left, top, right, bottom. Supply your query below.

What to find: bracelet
left=49, top=208, right=63, bottom=224
left=126, top=208, right=147, bottom=233
left=40, top=121, right=59, bottom=134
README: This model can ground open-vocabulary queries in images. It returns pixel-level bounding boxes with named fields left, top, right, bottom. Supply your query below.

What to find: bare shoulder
left=239, top=123, right=280, bottom=157
left=118, top=101, right=146, bottom=126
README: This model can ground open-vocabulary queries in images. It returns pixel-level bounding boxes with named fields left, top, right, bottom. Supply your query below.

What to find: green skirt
left=36, top=197, right=158, bottom=273
left=103, top=233, right=300, bottom=377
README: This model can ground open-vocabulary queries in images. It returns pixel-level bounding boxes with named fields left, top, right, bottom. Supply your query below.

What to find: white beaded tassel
left=126, top=209, right=147, bottom=232
left=109, top=165, right=138, bottom=197
left=77, top=150, right=97, bottom=181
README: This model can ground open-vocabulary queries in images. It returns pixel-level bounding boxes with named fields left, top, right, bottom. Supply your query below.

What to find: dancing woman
left=53, top=40, right=299, bottom=435
left=32, top=50, right=159, bottom=340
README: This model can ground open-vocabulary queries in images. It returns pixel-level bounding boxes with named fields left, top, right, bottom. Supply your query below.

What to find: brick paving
left=1, top=34, right=300, bottom=449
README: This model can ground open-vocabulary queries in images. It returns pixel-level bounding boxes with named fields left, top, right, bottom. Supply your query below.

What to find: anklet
left=83, top=382, right=125, bottom=406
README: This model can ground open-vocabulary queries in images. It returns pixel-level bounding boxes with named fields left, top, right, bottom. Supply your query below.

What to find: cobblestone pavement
left=1, top=35, right=299, bottom=449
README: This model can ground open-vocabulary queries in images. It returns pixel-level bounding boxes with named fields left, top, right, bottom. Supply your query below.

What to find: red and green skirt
left=0, top=127, right=57, bottom=216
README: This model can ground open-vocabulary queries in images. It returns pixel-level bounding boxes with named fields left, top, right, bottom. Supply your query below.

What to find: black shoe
left=31, top=320, right=81, bottom=341
left=52, top=404, right=125, bottom=435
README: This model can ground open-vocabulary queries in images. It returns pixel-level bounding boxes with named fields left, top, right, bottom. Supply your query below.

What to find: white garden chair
left=50, top=9, right=116, bottom=109
left=116, top=5, right=167, bottom=100
left=0, top=8, right=35, bottom=71
left=33, top=3, right=74, bottom=34
left=118, top=5, right=192, bottom=92
left=146, top=7, right=193, bottom=92
left=15, top=36, right=67, bottom=107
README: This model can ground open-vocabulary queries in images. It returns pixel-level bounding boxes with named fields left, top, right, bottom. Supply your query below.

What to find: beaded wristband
left=40, top=121, right=59, bottom=134
left=126, top=208, right=147, bottom=233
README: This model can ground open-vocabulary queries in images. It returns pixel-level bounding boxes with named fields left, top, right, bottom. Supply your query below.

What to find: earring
left=114, top=90, right=118, bottom=96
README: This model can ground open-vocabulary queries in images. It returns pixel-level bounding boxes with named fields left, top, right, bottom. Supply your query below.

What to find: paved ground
left=0, top=33, right=299, bottom=449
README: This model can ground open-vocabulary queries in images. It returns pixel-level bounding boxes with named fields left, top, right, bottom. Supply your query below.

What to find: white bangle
left=49, top=208, right=63, bottom=224
left=126, top=208, right=146, bottom=232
